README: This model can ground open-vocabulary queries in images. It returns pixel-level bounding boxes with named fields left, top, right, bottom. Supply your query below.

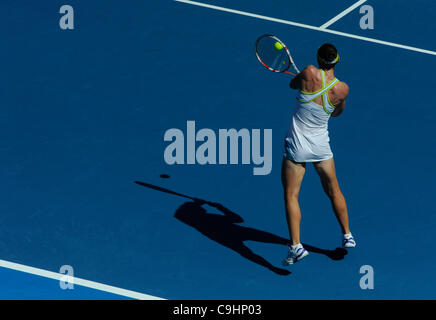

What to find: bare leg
left=313, top=158, right=350, bottom=234
left=281, top=157, right=306, bottom=245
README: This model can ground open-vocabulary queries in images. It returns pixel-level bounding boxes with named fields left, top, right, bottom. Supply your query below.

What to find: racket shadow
left=135, top=181, right=347, bottom=276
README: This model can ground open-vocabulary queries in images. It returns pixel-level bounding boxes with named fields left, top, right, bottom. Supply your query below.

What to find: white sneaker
left=282, top=244, right=309, bottom=266
left=342, top=233, right=356, bottom=248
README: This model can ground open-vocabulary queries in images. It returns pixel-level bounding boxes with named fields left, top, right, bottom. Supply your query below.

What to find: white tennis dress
left=284, top=69, right=339, bottom=163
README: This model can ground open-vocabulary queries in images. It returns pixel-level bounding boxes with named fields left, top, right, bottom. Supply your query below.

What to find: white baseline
left=174, top=0, right=436, bottom=56
left=0, top=259, right=165, bottom=300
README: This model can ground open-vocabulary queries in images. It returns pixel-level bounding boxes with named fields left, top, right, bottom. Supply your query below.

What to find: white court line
left=174, top=0, right=436, bottom=56
left=320, top=0, right=368, bottom=29
left=0, top=259, right=165, bottom=300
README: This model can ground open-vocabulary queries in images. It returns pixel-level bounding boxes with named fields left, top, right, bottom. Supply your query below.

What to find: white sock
left=343, top=233, right=353, bottom=238
left=291, top=243, right=303, bottom=250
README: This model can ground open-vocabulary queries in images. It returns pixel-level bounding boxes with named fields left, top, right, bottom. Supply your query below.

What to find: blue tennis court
left=0, top=0, right=435, bottom=299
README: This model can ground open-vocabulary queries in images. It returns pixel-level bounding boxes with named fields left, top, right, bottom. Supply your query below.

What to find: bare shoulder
left=303, top=65, right=318, bottom=76
left=290, top=65, right=317, bottom=89
left=298, top=65, right=318, bottom=81
left=336, top=81, right=349, bottom=99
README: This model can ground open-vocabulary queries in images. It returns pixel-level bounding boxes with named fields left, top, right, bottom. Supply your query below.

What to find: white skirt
left=283, top=101, right=334, bottom=163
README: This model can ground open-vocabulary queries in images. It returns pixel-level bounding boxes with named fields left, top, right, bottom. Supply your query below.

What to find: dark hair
left=317, top=43, right=339, bottom=70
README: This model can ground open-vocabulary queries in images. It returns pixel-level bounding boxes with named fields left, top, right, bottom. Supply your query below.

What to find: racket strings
left=256, top=36, right=290, bottom=72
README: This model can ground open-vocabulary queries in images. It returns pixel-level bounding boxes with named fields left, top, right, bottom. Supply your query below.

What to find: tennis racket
left=255, top=34, right=300, bottom=76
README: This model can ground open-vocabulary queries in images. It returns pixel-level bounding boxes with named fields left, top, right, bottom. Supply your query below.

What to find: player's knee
left=325, top=185, right=341, bottom=199
left=284, top=190, right=299, bottom=202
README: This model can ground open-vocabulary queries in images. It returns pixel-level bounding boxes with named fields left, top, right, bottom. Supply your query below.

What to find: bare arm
left=290, top=72, right=304, bottom=90
left=331, top=82, right=349, bottom=117
left=331, top=100, right=346, bottom=117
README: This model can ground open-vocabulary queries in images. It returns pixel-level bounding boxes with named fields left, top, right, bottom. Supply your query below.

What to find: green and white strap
left=297, top=70, right=339, bottom=115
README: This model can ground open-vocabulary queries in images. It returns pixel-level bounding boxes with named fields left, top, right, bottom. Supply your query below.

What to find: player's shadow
left=135, top=181, right=347, bottom=276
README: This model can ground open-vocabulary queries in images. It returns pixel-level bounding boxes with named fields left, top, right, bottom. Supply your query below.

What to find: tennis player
left=282, top=43, right=356, bottom=265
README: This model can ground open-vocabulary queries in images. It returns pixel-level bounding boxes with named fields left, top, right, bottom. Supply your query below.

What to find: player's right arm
left=331, top=82, right=349, bottom=117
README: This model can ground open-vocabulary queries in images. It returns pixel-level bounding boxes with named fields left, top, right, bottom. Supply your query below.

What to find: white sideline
left=174, top=0, right=436, bottom=56
left=0, top=259, right=165, bottom=300
left=319, top=0, right=368, bottom=29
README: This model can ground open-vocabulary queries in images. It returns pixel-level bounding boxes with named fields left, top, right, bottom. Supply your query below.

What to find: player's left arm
left=290, top=73, right=303, bottom=89
left=290, top=65, right=314, bottom=90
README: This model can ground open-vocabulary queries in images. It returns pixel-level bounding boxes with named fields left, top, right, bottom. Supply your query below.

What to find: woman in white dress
left=282, top=44, right=356, bottom=266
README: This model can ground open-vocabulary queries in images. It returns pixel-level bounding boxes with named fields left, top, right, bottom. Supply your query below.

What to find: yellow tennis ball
left=274, top=41, right=283, bottom=51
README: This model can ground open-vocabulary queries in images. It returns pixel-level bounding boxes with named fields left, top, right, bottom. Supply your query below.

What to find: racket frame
left=255, top=34, right=300, bottom=76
